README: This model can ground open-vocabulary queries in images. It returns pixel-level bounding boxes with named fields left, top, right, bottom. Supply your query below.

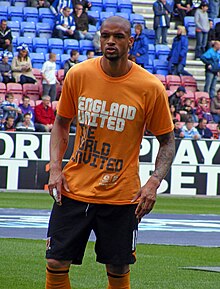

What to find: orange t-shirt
left=57, top=57, right=174, bottom=205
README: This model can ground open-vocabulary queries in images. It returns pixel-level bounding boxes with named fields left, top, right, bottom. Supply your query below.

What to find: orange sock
left=107, top=271, right=131, bottom=289
left=45, top=265, right=71, bottom=289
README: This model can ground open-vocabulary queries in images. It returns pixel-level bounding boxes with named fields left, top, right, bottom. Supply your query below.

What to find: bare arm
left=132, top=131, right=175, bottom=220
left=48, top=114, right=72, bottom=203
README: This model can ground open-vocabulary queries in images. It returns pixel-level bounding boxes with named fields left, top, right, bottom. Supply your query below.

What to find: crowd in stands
left=0, top=0, right=220, bottom=137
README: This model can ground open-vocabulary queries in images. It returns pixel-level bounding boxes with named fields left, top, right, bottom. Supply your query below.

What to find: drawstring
left=85, top=204, right=90, bottom=216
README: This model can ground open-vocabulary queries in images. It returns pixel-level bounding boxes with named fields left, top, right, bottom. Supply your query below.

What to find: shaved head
left=100, top=16, right=131, bottom=36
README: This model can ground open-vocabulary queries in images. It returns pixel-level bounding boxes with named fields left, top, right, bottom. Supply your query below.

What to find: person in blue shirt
left=200, top=40, right=220, bottom=99
left=153, top=0, right=172, bottom=45
left=129, top=24, right=149, bottom=66
left=196, top=117, right=213, bottom=139
left=180, top=117, right=201, bottom=139
left=52, top=6, right=80, bottom=40
left=167, top=25, right=192, bottom=76
left=50, top=0, right=73, bottom=15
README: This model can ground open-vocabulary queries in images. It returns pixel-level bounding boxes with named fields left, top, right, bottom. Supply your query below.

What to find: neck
left=100, top=56, right=132, bottom=77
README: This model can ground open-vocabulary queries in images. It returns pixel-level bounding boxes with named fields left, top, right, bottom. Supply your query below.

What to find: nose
left=107, top=35, right=115, bottom=45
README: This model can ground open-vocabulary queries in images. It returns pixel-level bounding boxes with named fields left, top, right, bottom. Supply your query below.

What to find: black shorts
left=46, top=196, right=138, bottom=265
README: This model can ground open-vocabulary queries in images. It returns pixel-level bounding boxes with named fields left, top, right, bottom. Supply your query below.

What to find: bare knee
left=106, top=264, right=130, bottom=274
left=46, top=259, right=72, bottom=269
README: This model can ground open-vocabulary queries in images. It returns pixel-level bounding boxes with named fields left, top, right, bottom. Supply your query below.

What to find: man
left=175, top=0, right=192, bottom=25
left=73, top=3, right=93, bottom=40
left=86, top=49, right=95, bottom=59
left=196, top=117, right=213, bottom=139
left=0, top=19, right=13, bottom=52
left=0, top=51, right=15, bottom=84
left=1, top=93, right=22, bottom=124
left=200, top=40, right=220, bottom=99
left=34, top=95, right=55, bottom=132
left=153, top=0, right=172, bottom=45
left=64, top=49, right=79, bottom=78
left=16, top=112, right=35, bottom=132
left=168, top=86, right=186, bottom=113
left=45, top=16, right=175, bottom=289
left=19, top=96, right=35, bottom=122
left=180, top=117, right=201, bottom=139
left=52, top=6, right=80, bottom=40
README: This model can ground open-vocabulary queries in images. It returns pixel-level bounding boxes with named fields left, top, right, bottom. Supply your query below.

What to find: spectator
left=170, top=104, right=181, bottom=121
left=196, top=117, right=213, bottom=138
left=180, top=98, right=198, bottom=122
left=173, top=118, right=183, bottom=137
left=0, top=19, right=13, bottom=52
left=168, top=86, right=186, bottom=113
left=86, top=50, right=95, bottom=59
left=34, top=95, right=55, bottom=132
left=181, top=117, right=201, bottom=139
left=200, top=40, right=220, bottom=99
left=1, top=93, right=22, bottom=124
left=206, top=19, right=216, bottom=50
left=213, top=123, right=220, bottom=139
left=195, top=96, right=213, bottom=122
left=167, top=25, right=192, bottom=76
left=64, top=49, right=79, bottom=78
left=153, top=0, right=172, bottom=45
left=210, top=88, right=220, bottom=123
left=11, top=44, right=36, bottom=85
left=73, top=3, right=93, bottom=40
left=28, top=0, right=50, bottom=8
left=72, top=0, right=97, bottom=26
left=52, top=6, right=80, bottom=40
left=194, top=2, right=210, bottom=60
left=41, top=53, right=59, bottom=102
left=129, top=24, right=149, bottom=66
left=2, top=116, right=15, bottom=131
left=93, top=30, right=102, bottom=55
left=208, top=0, right=220, bottom=20
left=50, top=0, right=73, bottom=15
left=16, top=112, right=35, bottom=132
left=19, top=96, right=35, bottom=122
left=175, top=0, right=192, bottom=25
left=0, top=51, right=15, bottom=84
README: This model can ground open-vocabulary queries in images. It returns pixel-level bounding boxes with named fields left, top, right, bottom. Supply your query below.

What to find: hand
left=66, top=29, right=73, bottom=35
left=131, top=176, right=159, bottom=221
left=5, top=39, right=10, bottom=45
left=136, top=53, right=140, bottom=57
left=48, top=168, right=70, bottom=205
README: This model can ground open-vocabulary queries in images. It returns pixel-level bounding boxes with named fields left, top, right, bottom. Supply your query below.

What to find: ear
left=128, top=36, right=134, bottom=48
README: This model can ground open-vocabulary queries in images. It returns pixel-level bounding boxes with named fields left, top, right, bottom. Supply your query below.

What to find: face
left=1, top=21, right=7, bottom=30
left=72, top=52, right=79, bottom=60
left=6, top=95, right=14, bottom=103
left=75, top=5, right=83, bottom=15
left=170, top=105, right=175, bottom=112
left=50, top=55, right=56, bottom=62
left=177, top=28, right=182, bottom=35
left=7, top=118, right=14, bottom=127
left=23, top=97, right=30, bottom=107
left=186, top=122, right=194, bottom=130
left=100, top=20, right=133, bottom=61
left=201, top=97, right=207, bottom=104
left=43, top=97, right=51, bottom=105
left=185, top=99, right=191, bottom=106
left=199, top=119, right=207, bottom=129
left=19, top=49, right=28, bottom=57
left=63, top=8, right=71, bottom=16
left=174, top=121, right=180, bottom=129
left=2, top=56, right=8, bottom=63
left=87, top=51, right=95, bottom=59
left=202, top=5, right=208, bottom=11
left=24, top=114, right=31, bottom=124
left=177, top=91, right=185, bottom=97
left=135, top=27, right=141, bottom=35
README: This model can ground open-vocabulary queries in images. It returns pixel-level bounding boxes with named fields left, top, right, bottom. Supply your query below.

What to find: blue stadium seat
left=100, top=11, right=115, bottom=23
left=13, top=0, right=26, bottom=7
left=38, top=8, right=55, bottom=28
left=144, top=29, right=155, bottom=44
left=87, top=10, right=100, bottom=22
left=17, top=36, right=33, bottom=52
left=0, top=6, right=8, bottom=22
left=0, top=1, right=10, bottom=9
left=78, top=54, right=87, bottom=62
left=115, top=12, right=129, bottom=20
left=155, top=44, right=170, bottom=61
left=213, top=17, right=220, bottom=27
left=184, top=16, right=196, bottom=38
left=148, top=44, right=155, bottom=62
left=129, top=13, right=145, bottom=28
left=8, top=20, right=20, bottom=38
left=29, top=52, right=45, bottom=69
left=45, top=53, right=61, bottom=69
left=90, top=0, right=103, bottom=12
left=104, top=0, right=118, bottom=13
left=33, top=37, right=48, bottom=54
left=48, top=38, right=64, bottom=55
left=63, top=39, right=79, bottom=54
left=12, top=37, right=17, bottom=53
left=8, top=6, right=23, bottom=22
left=144, top=63, right=154, bottom=74
left=88, top=24, right=97, bottom=35
left=79, top=39, right=95, bottom=54
left=61, top=54, right=69, bottom=68
left=20, top=21, right=36, bottom=38
left=23, top=7, right=39, bottom=24
left=36, top=22, right=52, bottom=39
left=117, top=0, right=132, bottom=14
left=153, top=59, right=169, bottom=75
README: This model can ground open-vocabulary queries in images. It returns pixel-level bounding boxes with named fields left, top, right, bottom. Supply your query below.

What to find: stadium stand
left=6, top=83, right=23, bottom=102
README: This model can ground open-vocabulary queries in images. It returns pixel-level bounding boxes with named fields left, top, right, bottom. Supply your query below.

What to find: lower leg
left=45, top=259, right=72, bottom=289
left=106, top=264, right=131, bottom=289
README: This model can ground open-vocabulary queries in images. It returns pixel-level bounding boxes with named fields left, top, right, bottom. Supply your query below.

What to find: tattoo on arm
left=152, top=131, right=175, bottom=183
